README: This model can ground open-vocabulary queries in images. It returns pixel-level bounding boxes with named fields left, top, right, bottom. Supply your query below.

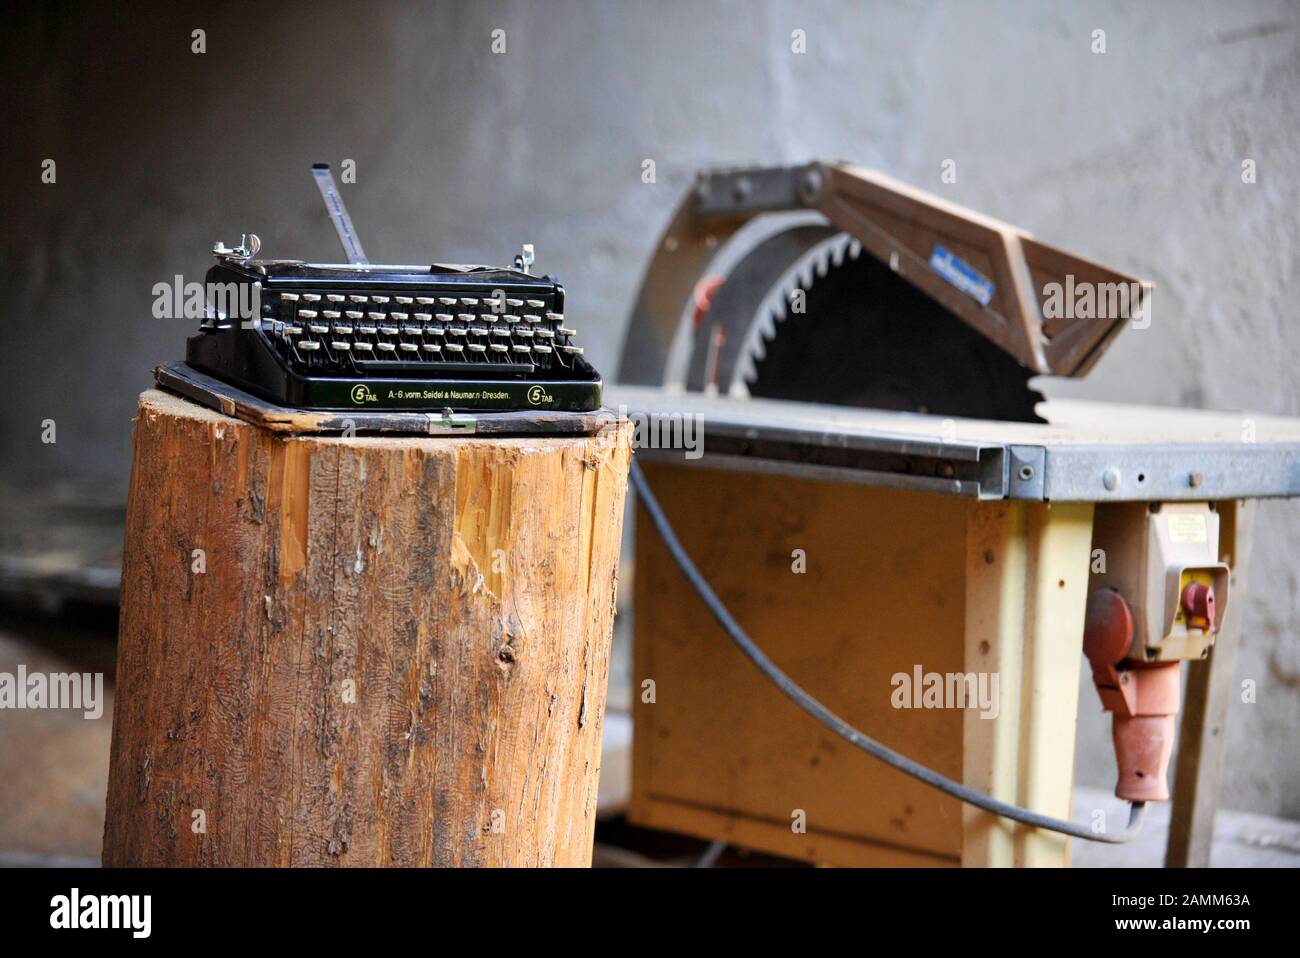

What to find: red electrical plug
left=1083, top=588, right=1185, bottom=802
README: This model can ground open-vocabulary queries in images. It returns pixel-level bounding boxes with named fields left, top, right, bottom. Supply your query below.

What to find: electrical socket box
left=1089, top=502, right=1229, bottom=662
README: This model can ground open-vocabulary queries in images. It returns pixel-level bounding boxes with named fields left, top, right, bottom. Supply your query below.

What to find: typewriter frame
left=187, top=259, right=603, bottom=413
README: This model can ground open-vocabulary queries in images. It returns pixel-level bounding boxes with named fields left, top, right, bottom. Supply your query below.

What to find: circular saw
left=619, top=161, right=1149, bottom=423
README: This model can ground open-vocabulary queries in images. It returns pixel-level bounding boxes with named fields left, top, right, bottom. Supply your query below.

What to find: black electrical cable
left=693, top=840, right=727, bottom=868
left=630, top=459, right=1146, bottom=845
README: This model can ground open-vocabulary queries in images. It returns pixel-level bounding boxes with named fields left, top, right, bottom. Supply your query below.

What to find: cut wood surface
left=103, top=390, right=632, bottom=866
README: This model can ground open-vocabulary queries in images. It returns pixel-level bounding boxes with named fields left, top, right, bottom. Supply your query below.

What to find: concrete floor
left=1070, top=787, right=1300, bottom=868
left=2, top=615, right=1295, bottom=868
left=596, top=707, right=1300, bottom=868
left=0, top=611, right=115, bottom=867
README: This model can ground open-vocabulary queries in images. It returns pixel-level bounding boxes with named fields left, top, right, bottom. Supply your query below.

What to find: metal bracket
left=426, top=410, right=477, bottom=435
left=1003, top=444, right=1045, bottom=496
left=1007, top=446, right=1046, bottom=500
left=693, top=164, right=812, bottom=217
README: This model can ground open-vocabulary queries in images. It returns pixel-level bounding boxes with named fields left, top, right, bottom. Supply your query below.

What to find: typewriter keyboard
left=265, top=290, right=584, bottom=377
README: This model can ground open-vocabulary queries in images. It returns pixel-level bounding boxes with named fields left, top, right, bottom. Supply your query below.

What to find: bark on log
left=103, top=390, right=631, bottom=866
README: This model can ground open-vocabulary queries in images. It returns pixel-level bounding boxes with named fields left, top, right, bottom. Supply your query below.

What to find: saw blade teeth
left=728, top=232, right=857, bottom=395
left=729, top=232, right=859, bottom=397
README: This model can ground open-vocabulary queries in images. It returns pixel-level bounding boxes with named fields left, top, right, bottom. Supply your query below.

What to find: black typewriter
left=185, top=165, right=601, bottom=412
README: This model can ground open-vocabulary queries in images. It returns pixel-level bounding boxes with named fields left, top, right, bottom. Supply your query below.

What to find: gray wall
left=3, top=1, right=1297, bottom=817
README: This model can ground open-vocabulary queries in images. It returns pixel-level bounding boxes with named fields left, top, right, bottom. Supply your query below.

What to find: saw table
left=614, top=384, right=1300, bottom=867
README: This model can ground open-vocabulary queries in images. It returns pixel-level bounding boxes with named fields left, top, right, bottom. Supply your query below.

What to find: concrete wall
left=3, top=0, right=1297, bottom=817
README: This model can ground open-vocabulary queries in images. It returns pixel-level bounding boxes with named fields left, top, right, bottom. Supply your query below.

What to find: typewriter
left=186, top=165, right=601, bottom=412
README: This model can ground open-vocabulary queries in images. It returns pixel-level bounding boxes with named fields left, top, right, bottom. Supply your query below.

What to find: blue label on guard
left=929, top=245, right=995, bottom=306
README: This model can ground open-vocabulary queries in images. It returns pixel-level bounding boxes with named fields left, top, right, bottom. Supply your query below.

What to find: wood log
left=103, top=390, right=631, bottom=867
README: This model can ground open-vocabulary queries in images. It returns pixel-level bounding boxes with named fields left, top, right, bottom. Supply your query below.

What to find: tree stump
left=103, top=390, right=632, bottom=866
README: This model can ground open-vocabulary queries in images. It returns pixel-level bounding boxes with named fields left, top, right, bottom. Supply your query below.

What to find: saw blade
left=738, top=233, right=1045, bottom=422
